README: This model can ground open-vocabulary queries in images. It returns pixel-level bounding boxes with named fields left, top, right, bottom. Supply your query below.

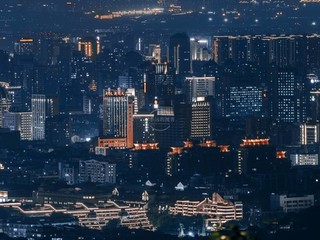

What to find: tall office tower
left=227, top=85, right=265, bottom=120
left=152, top=106, right=175, bottom=148
left=190, top=97, right=213, bottom=140
left=77, top=36, right=100, bottom=60
left=237, top=138, right=277, bottom=175
left=271, top=69, right=307, bottom=123
left=133, top=113, right=155, bottom=143
left=212, top=35, right=314, bottom=68
left=35, top=38, right=73, bottom=66
left=172, top=101, right=192, bottom=144
left=3, top=112, right=32, bottom=140
left=6, top=85, right=22, bottom=111
left=213, top=36, right=256, bottom=65
left=267, top=35, right=303, bottom=68
left=143, top=64, right=175, bottom=109
left=213, top=36, right=229, bottom=65
left=0, top=84, right=11, bottom=128
left=306, top=34, right=320, bottom=68
left=14, top=38, right=34, bottom=55
left=190, top=37, right=211, bottom=61
left=246, top=117, right=274, bottom=139
left=10, top=51, right=34, bottom=111
left=103, top=89, right=134, bottom=148
left=310, top=89, right=320, bottom=121
left=300, top=123, right=319, bottom=145
left=154, top=72, right=175, bottom=106
left=31, top=94, right=46, bottom=140
left=169, top=33, right=192, bottom=75
left=31, top=94, right=59, bottom=141
left=184, top=76, right=215, bottom=103
left=148, top=44, right=161, bottom=63
left=0, top=51, right=9, bottom=82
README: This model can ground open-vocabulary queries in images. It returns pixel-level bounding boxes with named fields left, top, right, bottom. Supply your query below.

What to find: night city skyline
left=1, top=1, right=320, bottom=239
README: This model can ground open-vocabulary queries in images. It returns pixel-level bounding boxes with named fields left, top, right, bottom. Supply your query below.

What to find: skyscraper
left=190, top=97, right=213, bottom=140
left=184, top=76, right=215, bottom=103
left=3, top=112, right=32, bottom=141
left=14, top=38, right=34, bottom=55
left=31, top=94, right=46, bottom=140
left=77, top=36, right=100, bottom=60
left=169, top=33, right=192, bottom=75
left=0, top=84, right=11, bottom=128
left=271, top=69, right=307, bottom=123
left=103, top=89, right=134, bottom=148
left=31, top=94, right=58, bottom=141
left=300, top=123, right=319, bottom=145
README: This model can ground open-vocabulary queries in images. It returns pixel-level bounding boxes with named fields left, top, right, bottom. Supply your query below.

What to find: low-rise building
left=271, top=194, right=314, bottom=213
left=79, top=159, right=116, bottom=184
left=169, top=193, right=243, bottom=230
left=290, top=153, right=318, bottom=166
left=1, top=201, right=152, bottom=231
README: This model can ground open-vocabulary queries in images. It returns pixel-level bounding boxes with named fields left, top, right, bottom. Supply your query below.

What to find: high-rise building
left=3, top=112, right=32, bottom=140
left=184, top=76, right=215, bottom=103
left=227, top=85, right=264, bottom=119
left=0, top=84, right=11, bottom=128
left=267, top=35, right=301, bottom=68
left=6, top=85, right=22, bottom=111
left=300, top=123, right=319, bottom=145
left=133, top=113, right=155, bottom=143
left=271, top=69, right=307, bottom=123
left=31, top=94, right=59, bottom=141
left=238, top=138, right=277, bottom=175
left=212, top=34, right=320, bottom=68
left=310, top=90, right=320, bottom=121
left=103, top=89, right=134, bottom=148
left=190, top=37, right=211, bottom=61
left=148, top=44, right=161, bottom=63
left=31, top=94, right=46, bottom=140
left=190, top=97, right=213, bottom=140
left=169, top=33, right=192, bottom=75
left=14, top=38, right=34, bottom=55
left=77, top=36, right=100, bottom=59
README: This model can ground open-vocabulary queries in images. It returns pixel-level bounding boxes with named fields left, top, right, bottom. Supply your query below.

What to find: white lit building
left=3, top=112, right=32, bottom=140
left=2, top=201, right=152, bottom=231
left=31, top=94, right=46, bottom=140
left=271, top=194, right=314, bottom=213
left=300, top=123, right=319, bottom=145
left=103, top=89, right=134, bottom=148
left=170, top=193, right=243, bottom=230
left=290, top=153, right=318, bottom=166
left=191, top=98, right=212, bottom=140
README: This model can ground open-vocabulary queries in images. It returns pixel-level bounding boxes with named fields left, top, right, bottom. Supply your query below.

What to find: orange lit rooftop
left=133, top=143, right=159, bottom=151
left=276, top=151, right=287, bottom=159
left=104, top=89, right=126, bottom=97
left=18, top=38, right=33, bottom=43
left=183, top=140, right=193, bottom=148
left=168, top=147, right=184, bottom=155
left=218, top=145, right=230, bottom=153
left=240, top=138, right=270, bottom=147
left=199, top=140, right=217, bottom=148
